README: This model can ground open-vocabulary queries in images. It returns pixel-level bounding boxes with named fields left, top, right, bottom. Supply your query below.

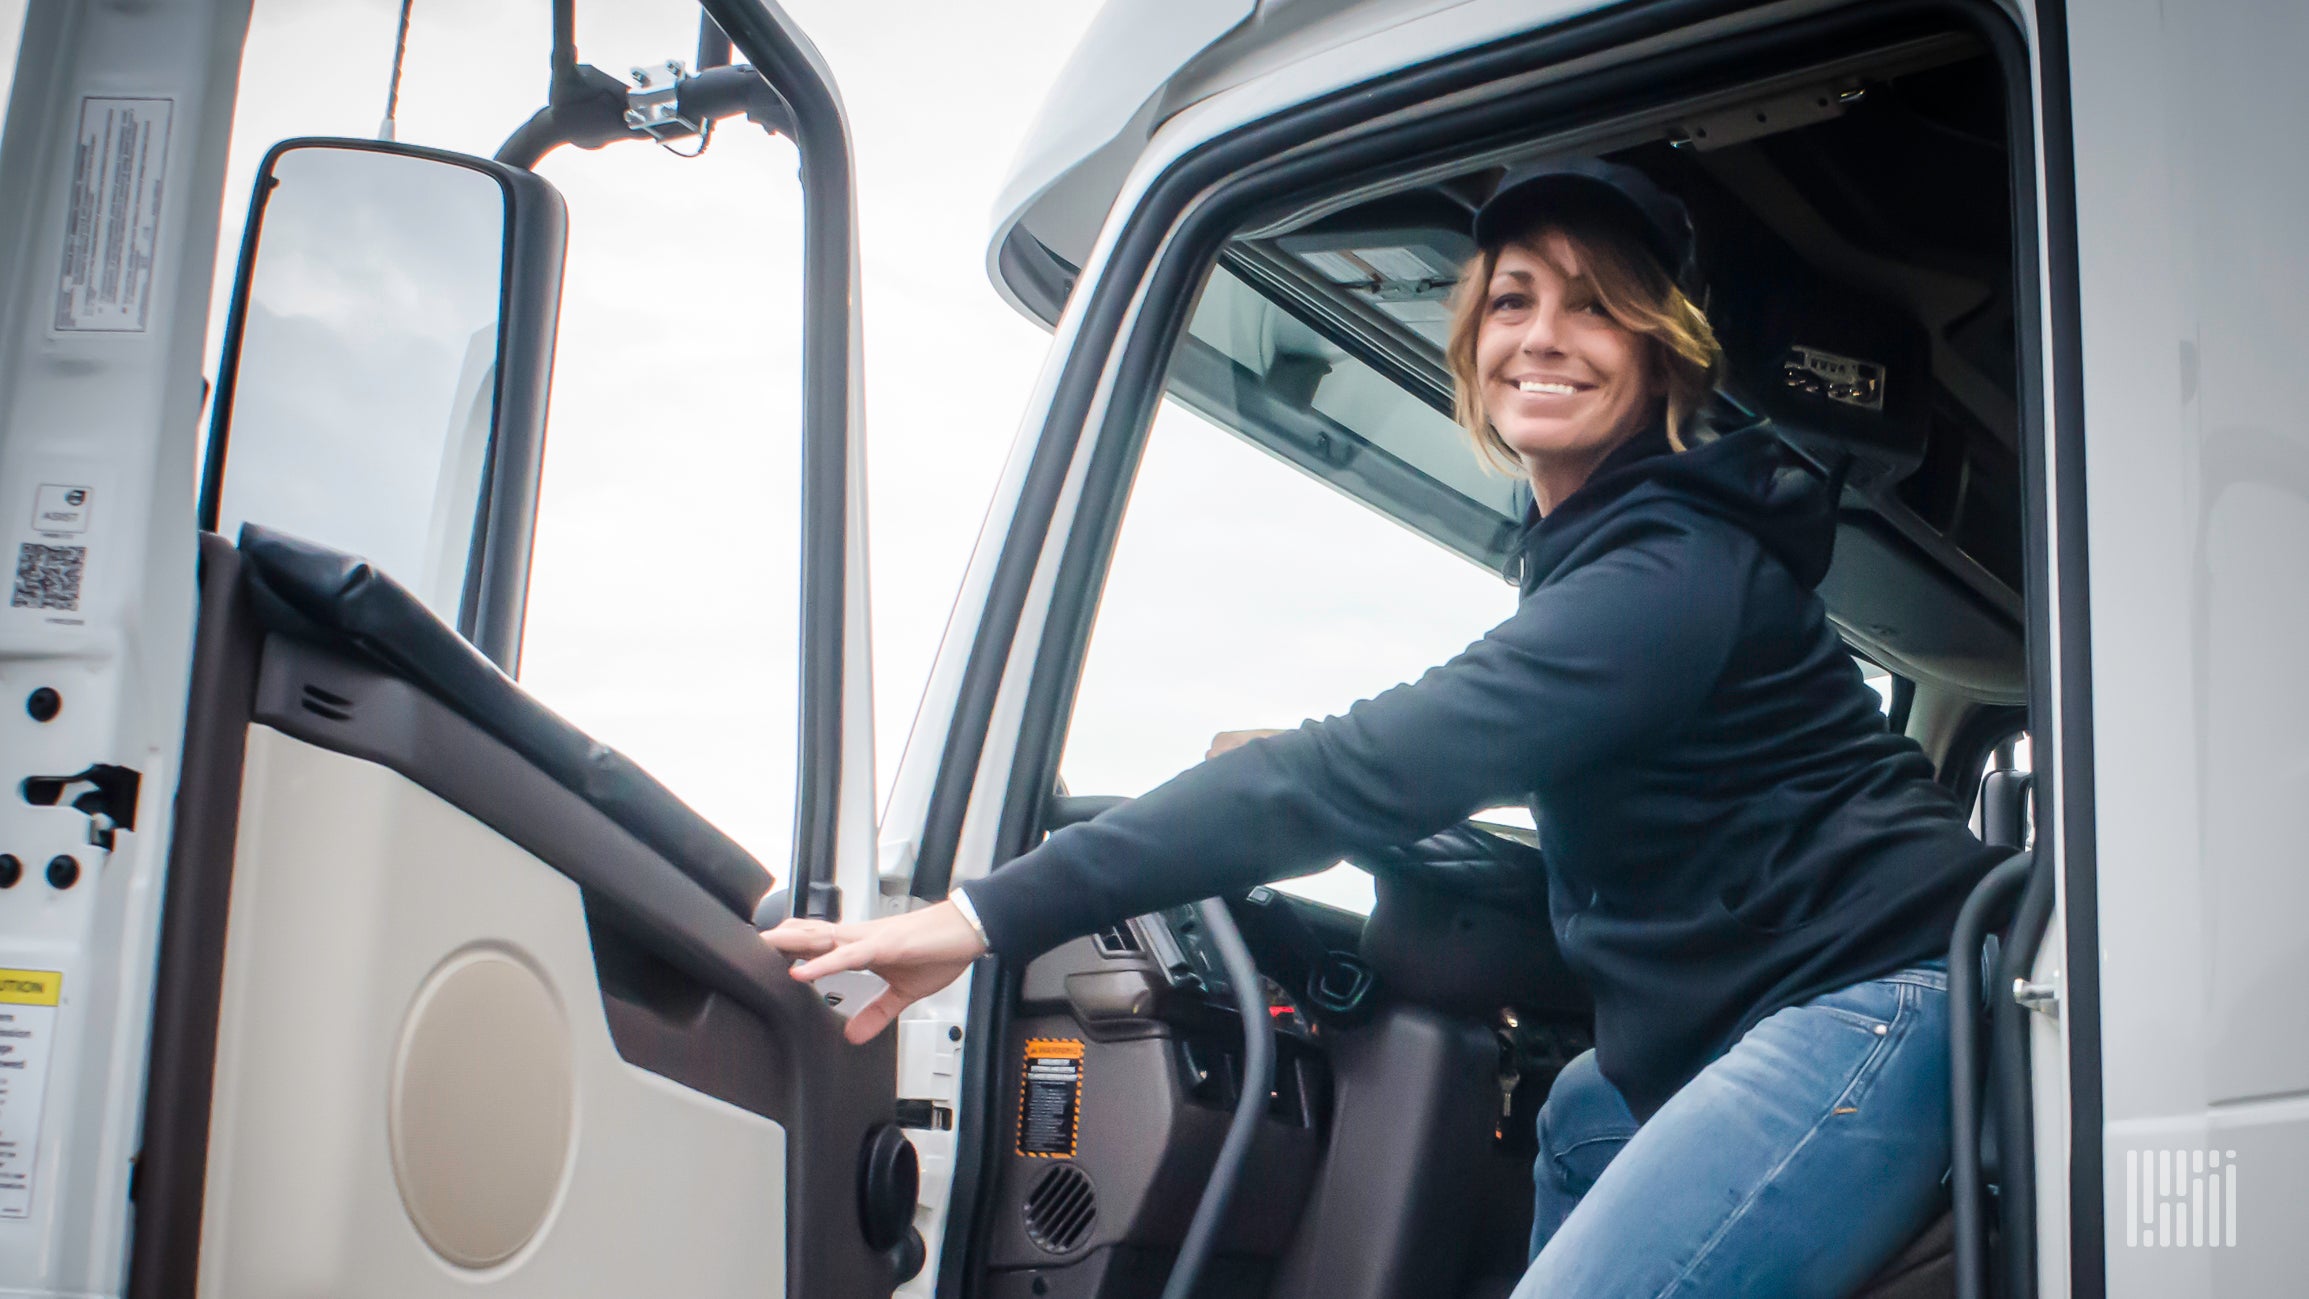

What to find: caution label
left=1018, top=1038, right=1084, bottom=1158
left=54, top=97, right=174, bottom=334
left=0, top=969, right=60, bottom=1219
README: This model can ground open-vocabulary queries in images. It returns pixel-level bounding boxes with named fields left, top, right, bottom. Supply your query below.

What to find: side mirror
left=199, top=139, right=566, bottom=665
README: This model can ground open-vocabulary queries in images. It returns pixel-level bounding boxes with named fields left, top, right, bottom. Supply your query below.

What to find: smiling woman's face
left=1475, top=231, right=1663, bottom=507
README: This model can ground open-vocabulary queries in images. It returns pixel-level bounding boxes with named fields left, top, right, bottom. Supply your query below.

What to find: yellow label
left=1018, top=1038, right=1085, bottom=1158
left=0, top=970, right=61, bottom=1007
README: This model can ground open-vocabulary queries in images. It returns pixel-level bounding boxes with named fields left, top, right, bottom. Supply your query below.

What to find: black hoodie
left=963, top=424, right=2003, bottom=1118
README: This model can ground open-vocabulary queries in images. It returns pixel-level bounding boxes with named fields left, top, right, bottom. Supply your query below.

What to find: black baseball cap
left=1472, top=157, right=1698, bottom=292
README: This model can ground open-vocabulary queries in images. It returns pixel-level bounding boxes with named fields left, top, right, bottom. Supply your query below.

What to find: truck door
left=109, top=4, right=907, bottom=1296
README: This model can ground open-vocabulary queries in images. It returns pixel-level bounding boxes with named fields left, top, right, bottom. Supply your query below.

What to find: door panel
left=200, top=726, right=787, bottom=1294
left=130, top=2, right=897, bottom=1288
left=131, top=537, right=906, bottom=1296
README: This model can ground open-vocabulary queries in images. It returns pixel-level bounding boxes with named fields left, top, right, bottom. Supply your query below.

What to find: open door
left=126, top=3, right=903, bottom=1294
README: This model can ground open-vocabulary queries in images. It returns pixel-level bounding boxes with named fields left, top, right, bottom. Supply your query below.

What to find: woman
left=767, top=159, right=2002, bottom=1297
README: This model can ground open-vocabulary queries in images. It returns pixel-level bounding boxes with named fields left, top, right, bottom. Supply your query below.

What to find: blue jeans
left=1517, top=963, right=1951, bottom=1298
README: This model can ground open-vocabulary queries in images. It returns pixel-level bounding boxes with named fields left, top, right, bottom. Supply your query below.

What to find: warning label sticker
left=0, top=970, right=62, bottom=1220
left=54, top=97, right=174, bottom=334
left=1018, top=1038, right=1084, bottom=1158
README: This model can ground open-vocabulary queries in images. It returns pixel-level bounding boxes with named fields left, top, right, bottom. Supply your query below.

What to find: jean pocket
left=1804, top=975, right=1908, bottom=1036
left=1883, top=961, right=1950, bottom=994
left=1825, top=982, right=1921, bottom=1111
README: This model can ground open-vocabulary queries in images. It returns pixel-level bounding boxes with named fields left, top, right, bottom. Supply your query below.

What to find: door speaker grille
left=1022, top=1161, right=1096, bottom=1254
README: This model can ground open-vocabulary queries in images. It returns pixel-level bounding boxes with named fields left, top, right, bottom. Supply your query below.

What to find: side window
left=1060, top=271, right=1516, bottom=914
left=514, top=128, right=805, bottom=868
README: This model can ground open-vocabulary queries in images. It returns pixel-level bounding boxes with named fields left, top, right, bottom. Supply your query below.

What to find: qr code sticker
left=12, top=543, right=86, bottom=611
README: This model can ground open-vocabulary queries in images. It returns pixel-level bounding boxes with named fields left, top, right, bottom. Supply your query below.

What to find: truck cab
left=0, top=1, right=2298, bottom=1297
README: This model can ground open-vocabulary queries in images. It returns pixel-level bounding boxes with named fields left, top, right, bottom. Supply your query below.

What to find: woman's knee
left=1537, top=1049, right=1640, bottom=1191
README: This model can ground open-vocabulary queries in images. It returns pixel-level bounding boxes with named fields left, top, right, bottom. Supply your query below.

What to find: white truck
left=0, top=0, right=2297, bottom=1296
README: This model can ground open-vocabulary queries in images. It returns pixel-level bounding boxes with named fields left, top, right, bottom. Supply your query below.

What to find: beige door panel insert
left=196, top=725, right=786, bottom=1296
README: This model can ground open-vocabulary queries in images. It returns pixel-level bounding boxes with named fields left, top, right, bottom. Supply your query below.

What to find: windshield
left=1166, top=261, right=1528, bottom=576
left=1125, top=248, right=1533, bottom=920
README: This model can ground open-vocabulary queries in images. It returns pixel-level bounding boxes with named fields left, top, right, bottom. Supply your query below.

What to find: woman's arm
left=766, top=509, right=1758, bottom=1035
left=961, top=513, right=1757, bottom=956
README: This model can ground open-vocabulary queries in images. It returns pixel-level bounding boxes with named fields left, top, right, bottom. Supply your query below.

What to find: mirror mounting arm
left=495, top=61, right=633, bottom=170
left=496, top=0, right=790, bottom=169
left=679, top=64, right=797, bottom=138
left=495, top=61, right=794, bottom=170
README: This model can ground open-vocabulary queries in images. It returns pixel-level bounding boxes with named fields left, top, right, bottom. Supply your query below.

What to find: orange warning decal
left=1018, top=1037, right=1085, bottom=1158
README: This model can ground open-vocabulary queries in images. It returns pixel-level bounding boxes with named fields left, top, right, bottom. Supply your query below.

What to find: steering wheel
left=1349, top=819, right=1592, bottom=1021
left=1037, top=798, right=1573, bottom=1295
left=1346, top=819, right=1551, bottom=915
left=1156, top=897, right=1272, bottom=1299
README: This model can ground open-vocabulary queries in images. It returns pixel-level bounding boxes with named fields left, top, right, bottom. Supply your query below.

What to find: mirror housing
left=200, top=138, right=566, bottom=668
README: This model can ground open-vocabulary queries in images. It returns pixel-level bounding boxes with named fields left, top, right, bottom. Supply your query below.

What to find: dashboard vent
left=1023, top=1162, right=1096, bottom=1254
left=1092, top=923, right=1140, bottom=956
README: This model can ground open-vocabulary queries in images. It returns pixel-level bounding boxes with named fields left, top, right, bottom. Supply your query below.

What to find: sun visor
left=1640, top=153, right=1930, bottom=481
left=1702, top=243, right=1931, bottom=482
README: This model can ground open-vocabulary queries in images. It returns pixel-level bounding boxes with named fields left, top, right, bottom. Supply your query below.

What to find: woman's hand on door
left=763, top=901, right=988, bottom=1044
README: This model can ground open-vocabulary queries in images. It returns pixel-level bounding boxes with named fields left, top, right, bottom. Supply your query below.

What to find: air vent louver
left=1022, top=1161, right=1096, bottom=1254
left=1092, top=923, right=1140, bottom=956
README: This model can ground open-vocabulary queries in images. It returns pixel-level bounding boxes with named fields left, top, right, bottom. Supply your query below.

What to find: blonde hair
left=1444, top=206, right=1723, bottom=472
